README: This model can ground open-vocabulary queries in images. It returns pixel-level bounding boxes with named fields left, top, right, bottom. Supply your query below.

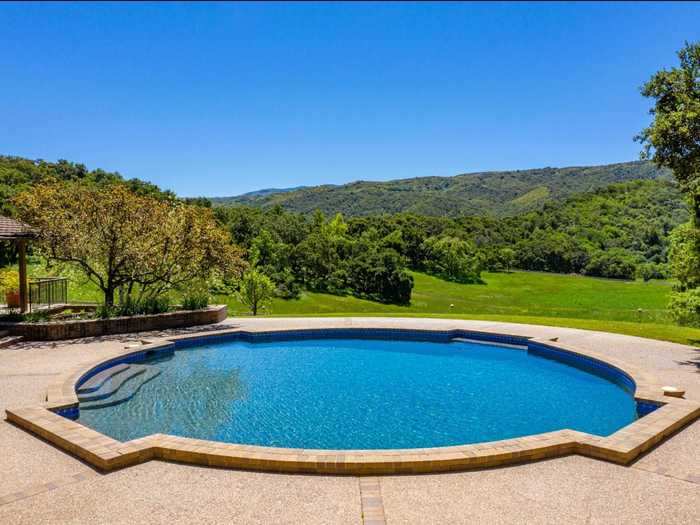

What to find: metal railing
left=29, top=277, right=68, bottom=311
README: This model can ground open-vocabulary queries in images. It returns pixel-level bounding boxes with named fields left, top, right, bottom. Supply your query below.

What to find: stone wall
left=1, top=305, right=227, bottom=340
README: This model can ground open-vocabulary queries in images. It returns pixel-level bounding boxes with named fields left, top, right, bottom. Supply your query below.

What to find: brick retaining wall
left=0, top=305, right=227, bottom=340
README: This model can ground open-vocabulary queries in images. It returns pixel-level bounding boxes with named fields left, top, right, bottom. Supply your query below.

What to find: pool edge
left=5, top=325, right=700, bottom=475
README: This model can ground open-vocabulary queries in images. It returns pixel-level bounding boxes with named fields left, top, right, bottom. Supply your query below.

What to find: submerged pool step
left=77, top=364, right=130, bottom=394
left=80, top=366, right=161, bottom=410
left=451, top=337, right=527, bottom=349
left=78, top=365, right=148, bottom=402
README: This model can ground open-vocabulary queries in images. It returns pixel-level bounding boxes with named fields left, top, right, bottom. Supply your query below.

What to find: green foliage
left=182, top=293, right=209, bottom=310
left=181, top=281, right=210, bottom=310
left=669, top=289, right=700, bottom=327
left=249, top=229, right=300, bottom=298
left=346, top=232, right=413, bottom=304
left=637, top=41, right=700, bottom=222
left=215, top=179, right=686, bottom=311
left=638, top=42, right=700, bottom=327
left=95, top=303, right=115, bottom=319
left=14, top=181, right=244, bottom=306
left=668, top=222, right=700, bottom=291
left=636, top=263, right=669, bottom=282
left=22, top=310, right=51, bottom=323
left=237, top=269, right=275, bottom=315
left=212, top=161, right=671, bottom=218
left=0, top=155, right=174, bottom=218
left=420, top=236, right=483, bottom=283
left=98, top=295, right=172, bottom=317
left=583, top=249, right=638, bottom=280
left=233, top=212, right=414, bottom=304
left=136, top=296, right=171, bottom=315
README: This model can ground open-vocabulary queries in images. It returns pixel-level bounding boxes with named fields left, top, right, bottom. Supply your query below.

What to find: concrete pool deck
left=1, top=317, right=699, bottom=523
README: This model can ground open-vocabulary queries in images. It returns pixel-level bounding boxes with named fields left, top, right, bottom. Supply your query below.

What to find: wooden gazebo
left=0, top=216, right=37, bottom=313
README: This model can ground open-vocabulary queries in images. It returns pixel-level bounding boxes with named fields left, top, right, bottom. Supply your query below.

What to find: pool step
left=77, top=365, right=148, bottom=402
left=77, top=364, right=131, bottom=394
left=80, top=366, right=161, bottom=410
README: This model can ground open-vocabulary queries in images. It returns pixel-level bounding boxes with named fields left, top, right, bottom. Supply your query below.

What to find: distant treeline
left=213, top=179, right=687, bottom=303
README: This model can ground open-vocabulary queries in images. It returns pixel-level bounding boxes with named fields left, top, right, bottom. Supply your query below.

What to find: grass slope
left=223, top=271, right=700, bottom=346
left=213, top=160, right=671, bottom=217
left=23, top=262, right=700, bottom=345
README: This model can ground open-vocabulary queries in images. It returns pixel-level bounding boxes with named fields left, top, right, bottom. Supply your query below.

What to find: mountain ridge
left=211, top=160, right=672, bottom=217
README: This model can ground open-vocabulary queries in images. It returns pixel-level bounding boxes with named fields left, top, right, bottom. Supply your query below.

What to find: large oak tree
left=14, top=181, right=244, bottom=306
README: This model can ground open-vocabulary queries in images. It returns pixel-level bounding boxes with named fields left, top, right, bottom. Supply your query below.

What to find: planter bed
left=0, top=305, right=227, bottom=340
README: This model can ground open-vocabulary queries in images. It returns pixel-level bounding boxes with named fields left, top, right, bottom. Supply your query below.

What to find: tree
left=249, top=229, right=300, bottom=298
left=296, top=212, right=351, bottom=293
left=347, top=231, right=413, bottom=304
left=638, top=42, right=700, bottom=325
left=583, top=249, right=638, bottom=280
left=420, top=236, right=483, bottom=283
left=637, top=41, right=700, bottom=223
left=238, top=269, right=275, bottom=315
left=14, top=181, right=244, bottom=306
left=498, top=247, right=516, bottom=272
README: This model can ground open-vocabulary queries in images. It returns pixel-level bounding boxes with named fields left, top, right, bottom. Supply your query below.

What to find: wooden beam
left=18, top=239, right=28, bottom=313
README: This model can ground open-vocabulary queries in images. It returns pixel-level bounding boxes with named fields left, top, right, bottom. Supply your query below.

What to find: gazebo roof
left=0, top=216, right=37, bottom=240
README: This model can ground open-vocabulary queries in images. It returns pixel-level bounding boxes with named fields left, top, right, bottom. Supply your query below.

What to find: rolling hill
left=212, top=160, right=672, bottom=217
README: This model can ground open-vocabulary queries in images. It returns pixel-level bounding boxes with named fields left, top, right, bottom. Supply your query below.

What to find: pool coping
left=5, top=325, right=700, bottom=475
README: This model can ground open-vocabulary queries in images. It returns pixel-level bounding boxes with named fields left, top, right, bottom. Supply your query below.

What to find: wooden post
left=18, top=239, right=28, bottom=313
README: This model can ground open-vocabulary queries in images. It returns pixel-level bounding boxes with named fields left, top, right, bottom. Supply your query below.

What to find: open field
left=20, top=263, right=700, bottom=346
left=223, top=271, right=700, bottom=346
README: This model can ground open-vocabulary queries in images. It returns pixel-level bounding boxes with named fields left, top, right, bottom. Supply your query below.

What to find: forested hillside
left=0, top=156, right=172, bottom=216
left=212, top=161, right=671, bottom=217
left=215, top=179, right=688, bottom=301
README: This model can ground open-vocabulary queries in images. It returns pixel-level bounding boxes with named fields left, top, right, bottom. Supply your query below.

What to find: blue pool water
left=77, top=337, right=638, bottom=449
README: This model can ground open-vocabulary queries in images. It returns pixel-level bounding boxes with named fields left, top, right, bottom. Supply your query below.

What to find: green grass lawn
left=222, top=271, right=700, bottom=346
left=17, top=261, right=700, bottom=346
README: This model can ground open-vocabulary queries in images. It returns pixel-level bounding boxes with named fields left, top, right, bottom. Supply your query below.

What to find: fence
left=29, top=277, right=68, bottom=311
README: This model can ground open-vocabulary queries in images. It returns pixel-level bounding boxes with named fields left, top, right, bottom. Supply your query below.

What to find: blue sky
left=1, top=2, right=698, bottom=197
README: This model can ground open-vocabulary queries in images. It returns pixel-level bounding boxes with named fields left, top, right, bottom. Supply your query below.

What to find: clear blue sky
left=1, top=2, right=698, bottom=197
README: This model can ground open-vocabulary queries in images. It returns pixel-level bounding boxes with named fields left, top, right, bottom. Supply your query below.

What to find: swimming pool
left=77, top=332, right=638, bottom=449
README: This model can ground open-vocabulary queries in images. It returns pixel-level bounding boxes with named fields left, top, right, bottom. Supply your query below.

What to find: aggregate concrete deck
left=1, top=318, right=698, bottom=524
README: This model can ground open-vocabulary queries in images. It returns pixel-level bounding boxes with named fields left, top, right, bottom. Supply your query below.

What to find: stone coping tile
left=5, top=320, right=700, bottom=475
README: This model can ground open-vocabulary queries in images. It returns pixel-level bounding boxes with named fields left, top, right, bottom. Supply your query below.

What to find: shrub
left=23, top=310, right=51, bottom=323
left=115, top=295, right=141, bottom=317
left=669, top=289, right=700, bottom=327
left=95, top=304, right=115, bottom=319
left=0, top=268, right=20, bottom=294
left=136, top=296, right=171, bottom=315
left=98, top=295, right=172, bottom=317
left=182, top=292, right=209, bottom=310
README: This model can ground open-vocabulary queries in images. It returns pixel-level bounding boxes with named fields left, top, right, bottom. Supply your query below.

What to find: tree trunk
left=693, top=193, right=700, bottom=228
left=104, top=287, right=115, bottom=307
